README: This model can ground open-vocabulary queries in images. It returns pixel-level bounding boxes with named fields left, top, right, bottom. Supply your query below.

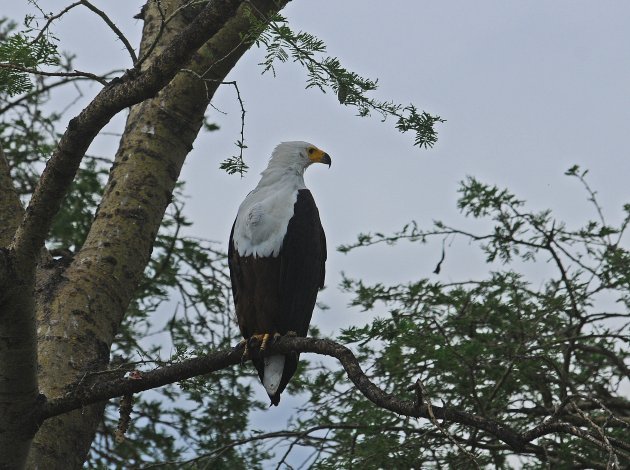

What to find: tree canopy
left=0, top=1, right=628, bottom=469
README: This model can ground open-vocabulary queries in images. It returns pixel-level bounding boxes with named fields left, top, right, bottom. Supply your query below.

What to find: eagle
left=228, top=141, right=330, bottom=405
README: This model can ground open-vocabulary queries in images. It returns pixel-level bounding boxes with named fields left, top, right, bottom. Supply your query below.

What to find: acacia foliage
left=295, top=171, right=629, bottom=468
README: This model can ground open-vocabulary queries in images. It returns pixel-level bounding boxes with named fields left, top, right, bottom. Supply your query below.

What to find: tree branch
left=79, top=0, right=138, bottom=64
left=0, top=70, right=124, bottom=115
left=39, top=341, right=242, bottom=420
left=0, top=146, right=24, bottom=246
left=30, top=2, right=83, bottom=45
left=38, top=336, right=627, bottom=457
left=10, top=0, right=245, bottom=274
left=0, top=63, right=109, bottom=85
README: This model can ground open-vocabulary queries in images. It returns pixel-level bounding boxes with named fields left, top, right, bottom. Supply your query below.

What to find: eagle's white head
left=264, top=141, right=331, bottom=176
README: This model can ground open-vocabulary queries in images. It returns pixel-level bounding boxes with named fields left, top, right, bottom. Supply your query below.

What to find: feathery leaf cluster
left=0, top=19, right=59, bottom=96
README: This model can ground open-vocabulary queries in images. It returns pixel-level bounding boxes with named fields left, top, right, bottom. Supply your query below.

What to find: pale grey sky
left=5, top=0, right=630, bottom=465
left=188, top=0, right=630, bottom=332
left=8, top=0, right=630, bottom=319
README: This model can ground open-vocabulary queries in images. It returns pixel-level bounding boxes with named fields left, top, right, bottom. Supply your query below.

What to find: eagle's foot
left=248, top=334, right=265, bottom=342
left=247, top=334, right=265, bottom=349
left=259, top=333, right=272, bottom=352
left=239, top=339, right=250, bottom=364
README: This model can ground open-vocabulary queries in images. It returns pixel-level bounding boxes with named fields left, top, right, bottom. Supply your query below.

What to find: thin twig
left=29, top=1, right=83, bottom=45
left=0, top=69, right=123, bottom=115
left=413, top=379, right=481, bottom=468
left=570, top=401, right=620, bottom=469
left=79, top=0, right=138, bottom=64
left=181, top=72, right=248, bottom=174
left=0, top=63, right=109, bottom=85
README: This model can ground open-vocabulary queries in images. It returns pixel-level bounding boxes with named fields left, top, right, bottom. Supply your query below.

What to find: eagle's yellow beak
left=308, top=147, right=332, bottom=167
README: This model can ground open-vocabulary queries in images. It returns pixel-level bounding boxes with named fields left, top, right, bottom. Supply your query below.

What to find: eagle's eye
left=307, top=148, right=315, bottom=155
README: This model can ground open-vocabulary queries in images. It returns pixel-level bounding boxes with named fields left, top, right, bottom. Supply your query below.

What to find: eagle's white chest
left=233, top=180, right=302, bottom=257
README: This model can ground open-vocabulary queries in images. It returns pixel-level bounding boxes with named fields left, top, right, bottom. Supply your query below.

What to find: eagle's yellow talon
left=248, top=334, right=264, bottom=344
left=240, top=341, right=250, bottom=364
left=260, top=333, right=272, bottom=351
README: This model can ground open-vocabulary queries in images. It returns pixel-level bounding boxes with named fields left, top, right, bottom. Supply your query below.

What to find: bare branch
left=28, top=0, right=137, bottom=64
left=0, top=146, right=24, bottom=246
left=182, top=73, right=248, bottom=175
left=0, top=70, right=124, bottom=115
left=0, top=63, right=110, bottom=85
left=39, top=342, right=243, bottom=420
left=10, top=0, right=245, bottom=274
left=78, top=0, right=138, bottom=64
left=29, top=1, right=83, bottom=45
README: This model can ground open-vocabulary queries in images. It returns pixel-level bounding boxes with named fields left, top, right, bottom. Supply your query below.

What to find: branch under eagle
left=37, top=335, right=624, bottom=460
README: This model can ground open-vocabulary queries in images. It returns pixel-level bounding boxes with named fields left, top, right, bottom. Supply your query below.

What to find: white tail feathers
left=263, top=355, right=285, bottom=397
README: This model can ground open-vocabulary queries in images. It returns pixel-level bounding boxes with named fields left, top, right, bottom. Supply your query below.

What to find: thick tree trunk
left=0, top=150, right=39, bottom=468
left=0, top=0, right=289, bottom=468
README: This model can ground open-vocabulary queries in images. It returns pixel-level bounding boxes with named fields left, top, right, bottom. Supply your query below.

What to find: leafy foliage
left=245, top=10, right=445, bottom=154
left=219, top=7, right=444, bottom=176
left=219, top=155, right=248, bottom=176
left=0, top=19, right=59, bottom=96
left=290, top=172, right=630, bottom=468
left=219, top=150, right=249, bottom=177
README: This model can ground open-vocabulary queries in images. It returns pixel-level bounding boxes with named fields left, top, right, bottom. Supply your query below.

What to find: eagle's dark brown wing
left=228, top=189, right=326, bottom=405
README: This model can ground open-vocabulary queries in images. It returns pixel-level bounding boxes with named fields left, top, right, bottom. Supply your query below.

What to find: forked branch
left=10, top=0, right=244, bottom=273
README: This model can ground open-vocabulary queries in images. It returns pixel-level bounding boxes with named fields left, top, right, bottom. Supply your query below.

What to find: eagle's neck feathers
left=232, top=142, right=317, bottom=258
left=256, top=164, right=306, bottom=191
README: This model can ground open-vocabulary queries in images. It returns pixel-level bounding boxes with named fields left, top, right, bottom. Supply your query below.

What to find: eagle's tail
left=255, top=353, right=298, bottom=406
left=263, top=355, right=285, bottom=397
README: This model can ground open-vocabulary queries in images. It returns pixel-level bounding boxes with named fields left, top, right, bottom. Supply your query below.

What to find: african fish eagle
left=228, top=141, right=330, bottom=405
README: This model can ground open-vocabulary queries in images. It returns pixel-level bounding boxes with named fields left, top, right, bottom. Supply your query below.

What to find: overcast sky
left=5, top=0, right=630, bottom=464
left=191, top=1, right=630, bottom=333
left=7, top=0, right=630, bottom=323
